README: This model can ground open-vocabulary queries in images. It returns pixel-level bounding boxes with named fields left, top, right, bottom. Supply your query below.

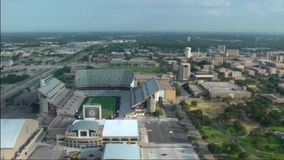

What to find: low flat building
left=249, top=67, right=267, bottom=76
left=261, top=94, right=284, bottom=104
left=219, top=68, right=243, bottom=80
left=188, top=84, right=207, bottom=97
left=200, top=82, right=251, bottom=99
left=103, top=144, right=141, bottom=160
left=226, top=49, right=239, bottom=57
left=102, top=120, right=139, bottom=145
left=155, top=80, right=176, bottom=101
left=192, top=71, right=213, bottom=81
left=65, top=120, right=103, bottom=148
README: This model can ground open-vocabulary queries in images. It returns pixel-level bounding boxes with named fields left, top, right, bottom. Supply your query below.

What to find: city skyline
left=1, top=0, right=284, bottom=33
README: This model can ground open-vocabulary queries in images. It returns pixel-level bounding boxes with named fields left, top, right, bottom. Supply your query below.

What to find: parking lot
left=144, top=119, right=188, bottom=144
left=142, top=143, right=198, bottom=160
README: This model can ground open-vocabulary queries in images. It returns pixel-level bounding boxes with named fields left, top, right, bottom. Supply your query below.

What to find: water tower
left=185, top=47, right=191, bottom=58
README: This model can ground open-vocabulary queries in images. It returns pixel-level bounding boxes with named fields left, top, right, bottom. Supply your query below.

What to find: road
left=1, top=42, right=109, bottom=108
left=168, top=98, right=215, bottom=160
left=0, top=68, right=54, bottom=108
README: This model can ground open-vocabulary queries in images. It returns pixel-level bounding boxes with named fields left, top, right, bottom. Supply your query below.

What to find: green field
left=200, top=126, right=228, bottom=144
left=86, top=97, right=117, bottom=115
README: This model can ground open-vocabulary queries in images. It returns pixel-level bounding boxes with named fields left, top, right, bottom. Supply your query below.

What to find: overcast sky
left=1, top=0, right=284, bottom=33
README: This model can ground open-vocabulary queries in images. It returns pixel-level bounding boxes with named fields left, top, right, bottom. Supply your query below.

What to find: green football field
left=86, top=97, right=117, bottom=115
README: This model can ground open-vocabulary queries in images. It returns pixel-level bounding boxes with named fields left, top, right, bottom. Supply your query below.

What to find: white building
left=0, top=56, right=13, bottom=67
left=1, top=119, right=41, bottom=160
left=185, top=47, right=191, bottom=58
left=103, top=144, right=141, bottom=160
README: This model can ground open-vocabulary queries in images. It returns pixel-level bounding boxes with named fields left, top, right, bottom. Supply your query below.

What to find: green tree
left=233, top=120, right=246, bottom=134
left=191, top=100, right=198, bottom=106
left=208, top=143, right=222, bottom=154
left=216, top=113, right=230, bottom=124
left=222, top=141, right=241, bottom=154
left=238, top=152, right=249, bottom=160
left=158, top=97, right=163, bottom=107
left=154, top=109, right=163, bottom=117
left=30, top=103, right=40, bottom=113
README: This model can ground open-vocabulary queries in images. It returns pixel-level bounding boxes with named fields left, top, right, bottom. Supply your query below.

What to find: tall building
left=179, top=63, right=191, bottom=81
left=185, top=47, right=191, bottom=58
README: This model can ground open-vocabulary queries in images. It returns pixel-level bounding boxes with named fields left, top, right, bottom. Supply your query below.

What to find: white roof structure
left=1, top=119, right=25, bottom=149
left=102, top=120, right=138, bottom=137
left=103, top=144, right=141, bottom=160
left=200, top=82, right=250, bottom=94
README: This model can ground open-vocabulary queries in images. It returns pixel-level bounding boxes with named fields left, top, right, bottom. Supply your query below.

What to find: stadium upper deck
left=75, top=69, right=135, bottom=90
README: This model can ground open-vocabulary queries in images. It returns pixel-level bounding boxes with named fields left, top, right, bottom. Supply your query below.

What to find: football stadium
left=38, top=69, right=162, bottom=118
left=77, top=97, right=119, bottom=118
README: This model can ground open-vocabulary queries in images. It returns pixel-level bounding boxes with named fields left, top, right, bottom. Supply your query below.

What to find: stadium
left=38, top=69, right=161, bottom=118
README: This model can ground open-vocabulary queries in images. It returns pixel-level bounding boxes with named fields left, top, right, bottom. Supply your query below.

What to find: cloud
left=199, top=0, right=231, bottom=8
left=245, top=2, right=265, bottom=15
left=269, top=1, right=284, bottom=13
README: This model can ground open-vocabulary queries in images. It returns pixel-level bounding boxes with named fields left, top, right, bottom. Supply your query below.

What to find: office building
left=179, top=63, right=191, bottom=81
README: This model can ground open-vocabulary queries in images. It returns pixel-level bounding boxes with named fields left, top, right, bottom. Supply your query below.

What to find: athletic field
left=86, top=97, right=117, bottom=116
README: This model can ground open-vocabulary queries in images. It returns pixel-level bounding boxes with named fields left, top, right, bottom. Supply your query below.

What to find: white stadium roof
left=102, top=120, right=139, bottom=137
left=1, top=119, right=25, bottom=149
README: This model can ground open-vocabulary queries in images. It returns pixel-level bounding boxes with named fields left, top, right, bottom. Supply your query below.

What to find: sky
left=1, top=0, right=284, bottom=33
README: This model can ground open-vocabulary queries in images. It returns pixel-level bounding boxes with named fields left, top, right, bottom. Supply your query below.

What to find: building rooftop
left=68, top=120, right=100, bottom=132
left=103, top=144, right=141, bottom=160
left=75, top=69, right=134, bottom=87
left=156, top=80, right=174, bottom=90
left=1, top=119, right=25, bottom=149
left=201, top=82, right=250, bottom=94
left=102, top=120, right=139, bottom=137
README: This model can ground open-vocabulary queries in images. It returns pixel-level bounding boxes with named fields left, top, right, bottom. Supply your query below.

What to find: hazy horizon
left=1, top=0, right=284, bottom=34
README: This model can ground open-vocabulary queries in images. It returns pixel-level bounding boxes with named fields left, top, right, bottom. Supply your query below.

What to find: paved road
left=138, top=117, right=188, bottom=144
left=168, top=98, right=215, bottom=160
left=1, top=68, right=54, bottom=108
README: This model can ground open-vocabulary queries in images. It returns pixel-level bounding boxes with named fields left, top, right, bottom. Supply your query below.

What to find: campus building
left=1, top=119, right=41, bottom=160
left=179, top=63, right=191, bottom=81
left=200, top=82, right=251, bottom=99
left=0, top=56, right=13, bottom=67
left=192, top=71, right=214, bottom=81
left=64, top=119, right=139, bottom=148
left=103, top=144, right=141, bottom=160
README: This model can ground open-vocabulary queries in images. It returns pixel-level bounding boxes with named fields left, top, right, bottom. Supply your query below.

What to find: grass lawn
left=186, top=98, right=225, bottom=118
left=221, top=124, right=247, bottom=137
left=109, top=66, right=161, bottom=72
left=200, top=126, right=228, bottom=144
left=238, top=135, right=284, bottom=160
left=267, top=126, right=284, bottom=132
left=86, top=97, right=117, bottom=115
